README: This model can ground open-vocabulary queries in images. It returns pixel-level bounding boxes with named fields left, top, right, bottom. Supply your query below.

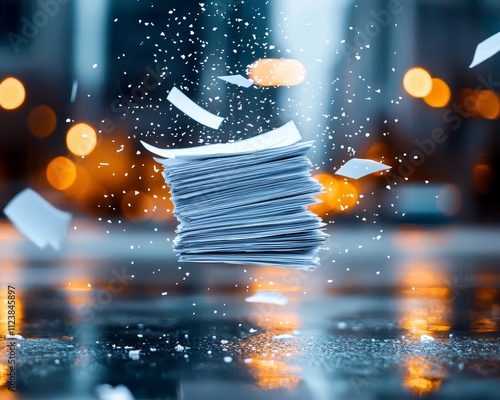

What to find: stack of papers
left=141, top=121, right=327, bottom=270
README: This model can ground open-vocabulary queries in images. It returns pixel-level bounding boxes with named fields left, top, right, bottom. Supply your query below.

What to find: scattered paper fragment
left=175, top=344, right=185, bottom=352
left=217, top=74, right=254, bottom=88
left=96, top=384, right=135, bottom=400
left=167, top=86, right=224, bottom=129
left=272, top=334, right=294, bottom=340
left=5, top=334, right=24, bottom=340
left=245, top=291, right=289, bottom=306
left=3, top=188, right=72, bottom=250
left=420, top=334, right=435, bottom=343
left=128, top=350, right=140, bottom=360
left=337, top=321, right=347, bottom=330
left=335, top=158, right=391, bottom=179
left=469, top=31, right=500, bottom=68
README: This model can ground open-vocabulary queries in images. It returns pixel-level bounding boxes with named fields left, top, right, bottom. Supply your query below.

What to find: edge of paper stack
left=141, top=121, right=328, bottom=270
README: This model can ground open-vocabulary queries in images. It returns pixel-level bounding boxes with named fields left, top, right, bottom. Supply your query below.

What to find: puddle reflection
left=402, top=356, right=445, bottom=397
left=398, top=261, right=452, bottom=336
left=241, top=314, right=301, bottom=390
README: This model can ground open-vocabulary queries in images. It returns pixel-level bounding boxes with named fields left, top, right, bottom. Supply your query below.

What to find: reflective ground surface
left=1, top=221, right=500, bottom=399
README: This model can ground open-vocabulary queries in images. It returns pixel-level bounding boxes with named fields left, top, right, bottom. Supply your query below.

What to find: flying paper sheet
left=469, top=31, right=500, bottom=68
left=245, top=291, right=289, bottom=306
left=3, top=188, right=72, bottom=250
left=335, top=158, right=391, bottom=179
left=141, top=120, right=302, bottom=158
left=167, top=86, right=224, bottom=129
left=218, top=74, right=254, bottom=88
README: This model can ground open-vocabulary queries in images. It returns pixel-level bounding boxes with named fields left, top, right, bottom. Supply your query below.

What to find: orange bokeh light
left=28, top=104, right=57, bottom=138
left=0, top=364, right=8, bottom=388
left=403, top=67, right=432, bottom=98
left=248, top=58, right=306, bottom=87
left=150, top=193, right=174, bottom=221
left=476, top=90, right=500, bottom=119
left=66, top=123, right=97, bottom=156
left=423, top=78, right=451, bottom=108
left=309, top=173, right=359, bottom=216
left=460, top=89, right=500, bottom=119
left=46, top=156, right=77, bottom=190
left=0, top=77, right=25, bottom=110
left=403, top=357, right=443, bottom=396
left=365, top=142, right=389, bottom=163
left=64, top=165, right=92, bottom=198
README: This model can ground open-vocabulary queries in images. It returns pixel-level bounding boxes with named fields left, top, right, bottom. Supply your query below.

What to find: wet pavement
left=1, top=220, right=500, bottom=399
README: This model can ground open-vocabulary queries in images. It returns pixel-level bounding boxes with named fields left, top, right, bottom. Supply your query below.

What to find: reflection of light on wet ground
left=0, top=222, right=499, bottom=399
left=240, top=331, right=301, bottom=390
left=402, top=356, right=444, bottom=396
left=248, top=358, right=301, bottom=390
left=0, top=363, right=8, bottom=387
left=397, top=261, right=451, bottom=396
left=64, top=280, right=94, bottom=313
left=239, top=312, right=302, bottom=390
left=471, top=287, right=499, bottom=333
left=398, top=261, right=452, bottom=336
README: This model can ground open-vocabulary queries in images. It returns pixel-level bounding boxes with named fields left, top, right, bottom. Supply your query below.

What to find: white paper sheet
left=335, top=158, right=391, bottom=179
left=167, top=86, right=224, bottom=129
left=245, top=291, right=289, bottom=306
left=218, top=74, right=254, bottom=88
left=3, top=188, right=72, bottom=250
left=469, top=31, right=500, bottom=68
left=141, top=120, right=302, bottom=158
left=96, top=384, right=135, bottom=400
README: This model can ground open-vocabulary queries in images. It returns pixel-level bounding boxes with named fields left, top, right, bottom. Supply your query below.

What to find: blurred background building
left=1, top=0, right=500, bottom=224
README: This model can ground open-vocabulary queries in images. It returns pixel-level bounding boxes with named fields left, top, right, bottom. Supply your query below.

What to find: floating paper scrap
left=96, top=384, right=135, bottom=400
left=469, top=31, right=500, bottom=68
left=335, top=158, right=391, bottom=179
left=167, top=86, right=224, bottom=129
left=218, top=74, right=254, bottom=88
left=245, top=291, right=289, bottom=306
left=3, top=188, right=72, bottom=250
left=420, top=334, right=435, bottom=343
left=5, top=334, right=23, bottom=340
left=273, top=334, right=294, bottom=340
